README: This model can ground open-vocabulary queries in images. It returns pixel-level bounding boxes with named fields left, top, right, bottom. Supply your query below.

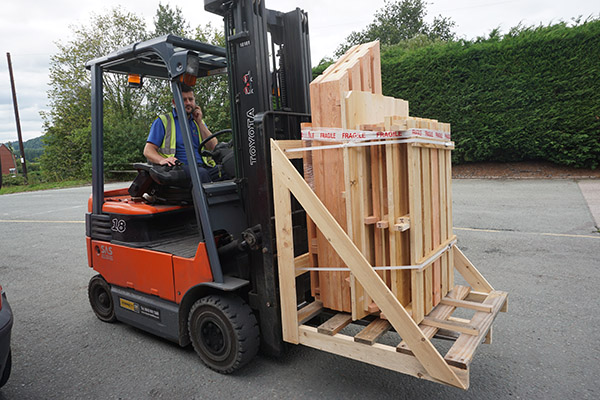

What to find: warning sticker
left=119, top=298, right=138, bottom=313
left=118, top=298, right=161, bottom=321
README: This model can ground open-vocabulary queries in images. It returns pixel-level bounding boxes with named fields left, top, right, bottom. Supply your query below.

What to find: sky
left=0, top=0, right=598, bottom=144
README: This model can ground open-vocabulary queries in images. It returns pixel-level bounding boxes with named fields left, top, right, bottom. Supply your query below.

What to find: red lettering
left=342, top=132, right=366, bottom=139
left=320, top=132, right=336, bottom=139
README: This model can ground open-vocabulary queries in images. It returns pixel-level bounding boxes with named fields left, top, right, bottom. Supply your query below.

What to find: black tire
left=88, top=275, right=116, bottom=322
left=188, top=295, right=259, bottom=374
left=0, top=350, right=11, bottom=388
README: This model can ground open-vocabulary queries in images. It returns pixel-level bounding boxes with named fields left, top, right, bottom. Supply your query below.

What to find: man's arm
left=146, top=116, right=177, bottom=166
left=144, top=142, right=177, bottom=166
left=193, top=106, right=217, bottom=151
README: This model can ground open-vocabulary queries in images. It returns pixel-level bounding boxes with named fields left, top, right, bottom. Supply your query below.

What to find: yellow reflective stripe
left=158, top=113, right=216, bottom=167
left=192, top=120, right=216, bottom=167
left=158, top=114, right=176, bottom=157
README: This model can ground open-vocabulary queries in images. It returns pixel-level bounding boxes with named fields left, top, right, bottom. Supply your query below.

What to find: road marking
left=0, top=219, right=84, bottom=224
left=454, top=227, right=600, bottom=239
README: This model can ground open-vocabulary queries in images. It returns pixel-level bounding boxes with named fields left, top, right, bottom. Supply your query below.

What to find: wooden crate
left=270, top=42, right=508, bottom=388
left=307, top=41, right=455, bottom=323
left=271, top=139, right=507, bottom=389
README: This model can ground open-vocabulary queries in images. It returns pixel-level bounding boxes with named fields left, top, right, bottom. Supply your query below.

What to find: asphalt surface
left=0, top=179, right=598, bottom=399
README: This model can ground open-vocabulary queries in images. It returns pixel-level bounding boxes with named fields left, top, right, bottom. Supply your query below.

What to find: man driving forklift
left=143, top=84, right=220, bottom=182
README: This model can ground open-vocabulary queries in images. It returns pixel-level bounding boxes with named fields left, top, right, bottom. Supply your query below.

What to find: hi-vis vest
left=157, top=113, right=215, bottom=167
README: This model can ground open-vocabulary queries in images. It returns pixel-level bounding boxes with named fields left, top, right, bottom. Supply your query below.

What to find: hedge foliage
left=381, top=21, right=600, bottom=168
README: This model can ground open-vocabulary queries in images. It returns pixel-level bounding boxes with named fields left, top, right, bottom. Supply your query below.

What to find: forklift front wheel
left=188, top=295, right=259, bottom=374
left=88, top=275, right=116, bottom=323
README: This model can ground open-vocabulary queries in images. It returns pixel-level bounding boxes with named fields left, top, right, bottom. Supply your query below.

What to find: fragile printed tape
left=301, top=127, right=451, bottom=142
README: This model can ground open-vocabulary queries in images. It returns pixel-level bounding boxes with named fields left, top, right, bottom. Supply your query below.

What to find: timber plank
left=272, top=169, right=299, bottom=344
left=408, top=145, right=424, bottom=323
left=294, top=253, right=310, bottom=277
left=431, top=149, right=441, bottom=306
left=454, top=246, right=494, bottom=293
left=354, top=318, right=392, bottom=345
left=396, top=145, right=411, bottom=306
left=317, top=313, right=353, bottom=336
left=439, top=298, right=494, bottom=313
left=439, top=149, right=449, bottom=297
left=386, top=142, right=399, bottom=298
left=298, top=301, right=324, bottom=325
left=421, top=316, right=479, bottom=336
left=421, top=148, right=433, bottom=315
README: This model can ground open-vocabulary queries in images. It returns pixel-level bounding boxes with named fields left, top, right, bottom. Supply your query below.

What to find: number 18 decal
left=111, top=218, right=127, bottom=233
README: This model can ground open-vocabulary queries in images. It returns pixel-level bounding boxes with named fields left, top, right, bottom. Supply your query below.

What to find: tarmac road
left=0, top=179, right=598, bottom=399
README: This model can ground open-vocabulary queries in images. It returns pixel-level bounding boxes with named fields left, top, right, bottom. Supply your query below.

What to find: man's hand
left=144, top=142, right=178, bottom=166
left=192, top=106, right=203, bottom=123
left=159, top=156, right=178, bottom=166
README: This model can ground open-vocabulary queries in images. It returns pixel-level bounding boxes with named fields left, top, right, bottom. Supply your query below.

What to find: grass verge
left=0, top=179, right=90, bottom=195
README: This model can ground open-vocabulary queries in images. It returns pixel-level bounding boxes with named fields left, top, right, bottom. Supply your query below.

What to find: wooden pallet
left=271, top=139, right=508, bottom=389
left=297, top=285, right=507, bottom=382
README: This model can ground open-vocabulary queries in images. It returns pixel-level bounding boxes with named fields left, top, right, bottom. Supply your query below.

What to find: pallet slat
left=354, top=318, right=392, bottom=345
left=317, top=313, right=352, bottom=336
left=421, top=316, right=479, bottom=336
left=440, top=297, right=494, bottom=313
left=298, top=301, right=323, bottom=325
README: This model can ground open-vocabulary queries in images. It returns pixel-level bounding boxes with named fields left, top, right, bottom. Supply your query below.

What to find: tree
left=335, top=0, right=456, bottom=56
left=152, top=3, right=190, bottom=37
left=41, top=7, right=149, bottom=179
left=146, top=3, right=192, bottom=115
left=41, top=4, right=232, bottom=180
left=192, top=23, right=231, bottom=135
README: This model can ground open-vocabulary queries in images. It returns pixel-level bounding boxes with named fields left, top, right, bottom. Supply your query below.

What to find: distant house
left=0, top=144, right=17, bottom=175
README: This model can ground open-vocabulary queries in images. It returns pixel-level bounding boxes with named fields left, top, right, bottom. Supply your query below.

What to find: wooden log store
left=271, top=41, right=508, bottom=389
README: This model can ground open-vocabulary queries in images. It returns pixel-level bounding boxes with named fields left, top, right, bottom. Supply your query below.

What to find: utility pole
left=6, top=52, right=28, bottom=183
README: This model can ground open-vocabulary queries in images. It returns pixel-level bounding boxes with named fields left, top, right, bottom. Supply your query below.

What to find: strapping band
left=297, top=238, right=457, bottom=273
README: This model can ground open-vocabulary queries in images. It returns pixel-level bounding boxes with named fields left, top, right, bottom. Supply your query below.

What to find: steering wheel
left=199, top=129, right=235, bottom=179
left=200, top=129, right=232, bottom=155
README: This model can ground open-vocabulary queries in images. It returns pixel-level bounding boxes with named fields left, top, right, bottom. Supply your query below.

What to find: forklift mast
left=206, top=0, right=313, bottom=356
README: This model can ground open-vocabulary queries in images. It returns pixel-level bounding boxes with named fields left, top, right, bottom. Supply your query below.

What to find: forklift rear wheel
left=88, top=275, right=116, bottom=322
left=188, top=295, right=259, bottom=374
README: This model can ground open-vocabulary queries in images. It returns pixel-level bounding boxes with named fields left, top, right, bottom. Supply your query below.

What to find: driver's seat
left=128, top=163, right=193, bottom=205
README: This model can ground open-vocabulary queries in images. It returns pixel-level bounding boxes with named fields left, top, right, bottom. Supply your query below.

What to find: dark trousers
left=182, top=164, right=218, bottom=183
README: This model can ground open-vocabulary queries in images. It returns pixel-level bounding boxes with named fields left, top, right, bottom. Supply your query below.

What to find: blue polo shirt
left=147, top=109, right=203, bottom=165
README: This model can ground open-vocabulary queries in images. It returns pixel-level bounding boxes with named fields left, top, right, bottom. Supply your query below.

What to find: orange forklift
left=85, top=0, right=312, bottom=373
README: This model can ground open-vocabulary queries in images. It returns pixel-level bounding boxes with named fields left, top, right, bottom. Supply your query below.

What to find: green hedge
left=381, top=21, right=600, bottom=168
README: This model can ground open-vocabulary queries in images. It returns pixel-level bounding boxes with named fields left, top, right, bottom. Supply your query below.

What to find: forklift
left=85, top=0, right=313, bottom=373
